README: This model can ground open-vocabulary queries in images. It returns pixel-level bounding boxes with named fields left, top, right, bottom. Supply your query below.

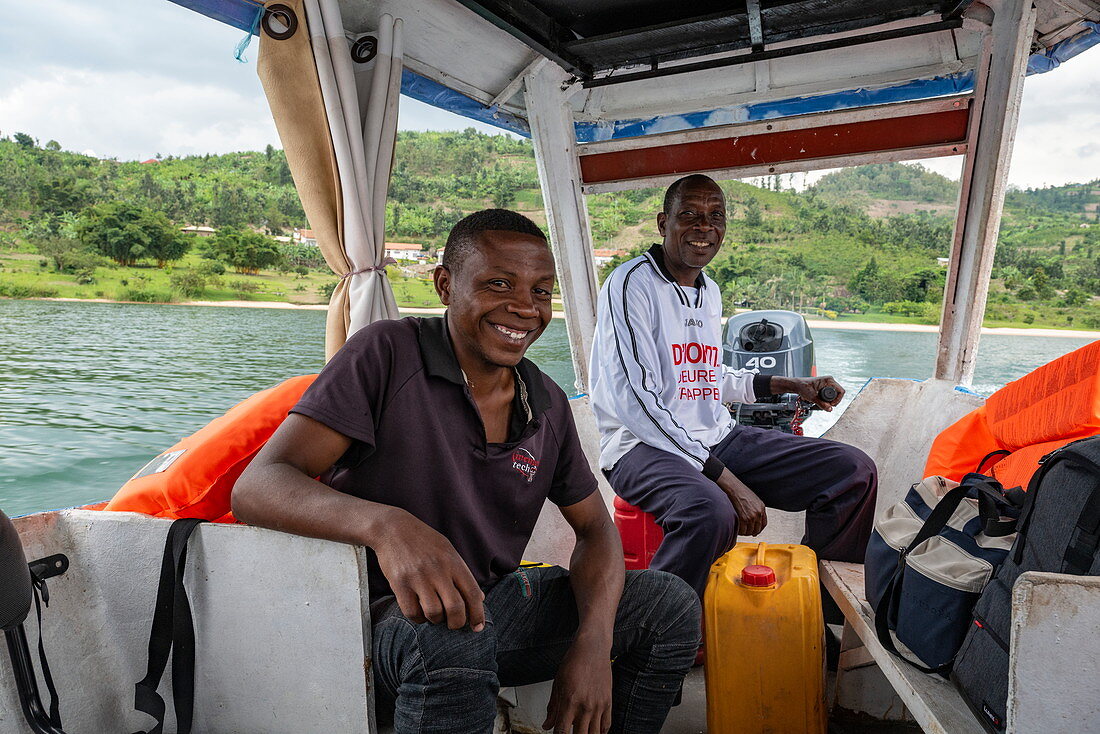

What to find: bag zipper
left=972, top=612, right=1010, bottom=653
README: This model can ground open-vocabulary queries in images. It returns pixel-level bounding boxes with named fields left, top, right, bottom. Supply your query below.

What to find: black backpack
left=952, top=436, right=1100, bottom=732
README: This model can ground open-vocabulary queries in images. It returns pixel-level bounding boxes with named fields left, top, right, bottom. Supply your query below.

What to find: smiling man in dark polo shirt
left=233, top=210, right=699, bottom=734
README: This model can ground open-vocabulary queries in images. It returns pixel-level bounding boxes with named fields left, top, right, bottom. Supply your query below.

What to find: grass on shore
left=0, top=251, right=445, bottom=308
left=0, top=251, right=1090, bottom=330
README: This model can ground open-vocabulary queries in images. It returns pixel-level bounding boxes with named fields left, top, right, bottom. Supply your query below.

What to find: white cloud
left=0, top=0, right=508, bottom=160
left=0, top=66, right=277, bottom=159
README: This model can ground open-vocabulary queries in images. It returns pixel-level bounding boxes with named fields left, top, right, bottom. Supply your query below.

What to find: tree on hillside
left=13, top=132, right=35, bottom=149
left=743, top=197, right=763, bottom=227
left=487, top=170, right=519, bottom=208
left=76, top=201, right=189, bottom=267
left=204, top=228, right=283, bottom=274
left=45, top=140, right=61, bottom=152
left=23, top=212, right=90, bottom=271
left=35, top=176, right=88, bottom=215
left=850, top=256, right=902, bottom=304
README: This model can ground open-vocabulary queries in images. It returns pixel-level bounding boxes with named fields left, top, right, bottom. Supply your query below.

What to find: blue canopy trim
left=573, top=74, right=976, bottom=143
left=1027, top=21, right=1100, bottom=73
left=168, top=0, right=261, bottom=32
left=400, top=70, right=531, bottom=137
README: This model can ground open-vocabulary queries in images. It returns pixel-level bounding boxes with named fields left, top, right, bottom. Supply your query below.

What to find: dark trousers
left=607, top=423, right=878, bottom=598
left=372, top=566, right=700, bottom=734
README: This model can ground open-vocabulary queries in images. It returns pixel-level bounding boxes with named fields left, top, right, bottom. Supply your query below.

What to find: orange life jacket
left=104, top=375, right=318, bottom=521
left=924, top=340, right=1100, bottom=488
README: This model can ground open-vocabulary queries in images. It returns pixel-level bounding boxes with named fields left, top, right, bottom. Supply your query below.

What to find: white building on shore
left=384, top=242, right=424, bottom=262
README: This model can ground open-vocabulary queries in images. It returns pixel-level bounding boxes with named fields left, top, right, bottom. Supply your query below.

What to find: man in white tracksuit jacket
left=590, top=174, right=878, bottom=600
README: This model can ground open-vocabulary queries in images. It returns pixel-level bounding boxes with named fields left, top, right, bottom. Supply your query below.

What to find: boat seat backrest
left=0, top=510, right=375, bottom=734
left=821, top=378, right=985, bottom=510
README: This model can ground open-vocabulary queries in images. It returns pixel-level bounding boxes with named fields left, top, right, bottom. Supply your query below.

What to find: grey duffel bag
left=952, top=436, right=1100, bottom=733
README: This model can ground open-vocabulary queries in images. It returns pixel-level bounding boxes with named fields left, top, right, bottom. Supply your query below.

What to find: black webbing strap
left=960, top=474, right=1020, bottom=538
left=29, top=574, right=62, bottom=728
left=1061, top=452, right=1100, bottom=575
left=874, top=569, right=952, bottom=676
left=133, top=518, right=206, bottom=734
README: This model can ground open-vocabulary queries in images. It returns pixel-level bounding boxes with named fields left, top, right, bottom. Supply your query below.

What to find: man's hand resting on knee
left=543, top=637, right=613, bottom=734
left=374, top=510, right=486, bottom=631
left=717, top=468, right=768, bottom=536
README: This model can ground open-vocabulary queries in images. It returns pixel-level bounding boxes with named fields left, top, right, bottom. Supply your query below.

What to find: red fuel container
left=612, top=496, right=664, bottom=570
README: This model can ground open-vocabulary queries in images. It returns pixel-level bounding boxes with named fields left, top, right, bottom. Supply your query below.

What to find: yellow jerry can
left=704, top=542, right=826, bottom=734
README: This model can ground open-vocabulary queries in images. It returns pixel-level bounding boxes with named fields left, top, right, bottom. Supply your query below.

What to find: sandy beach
left=30, top=297, right=1100, bottom=339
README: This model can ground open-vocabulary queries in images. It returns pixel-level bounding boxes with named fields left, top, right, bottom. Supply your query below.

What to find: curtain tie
left=342, top=258, right=397, bottom=279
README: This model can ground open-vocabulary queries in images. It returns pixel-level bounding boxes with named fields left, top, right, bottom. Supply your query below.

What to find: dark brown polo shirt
left=291, top=316, right=596, bottom=600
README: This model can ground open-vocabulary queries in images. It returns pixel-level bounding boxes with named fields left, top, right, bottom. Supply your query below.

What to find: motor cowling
left=0, top=509, right=32, bottom=631
left=722, top=310, right=816, bottom=432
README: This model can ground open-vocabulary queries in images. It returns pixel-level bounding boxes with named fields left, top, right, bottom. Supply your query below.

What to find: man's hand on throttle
left=773, top=375, right=844, bottom=411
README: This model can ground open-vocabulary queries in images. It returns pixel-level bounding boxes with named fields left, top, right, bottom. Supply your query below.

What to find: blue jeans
left=371, top=567, right=700, bottom=734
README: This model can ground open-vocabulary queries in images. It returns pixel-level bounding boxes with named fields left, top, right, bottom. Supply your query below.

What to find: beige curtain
left=258, top=0, right=402, bottom=360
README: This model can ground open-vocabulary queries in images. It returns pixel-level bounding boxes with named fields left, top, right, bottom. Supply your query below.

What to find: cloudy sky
left=2, top=0, right=1097, bottom=189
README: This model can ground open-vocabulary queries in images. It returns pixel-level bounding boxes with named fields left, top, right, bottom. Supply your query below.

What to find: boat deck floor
left=660, top=663, right=921, bottom=733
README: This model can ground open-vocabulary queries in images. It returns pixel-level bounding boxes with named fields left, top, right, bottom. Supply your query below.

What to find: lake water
left=1, top=299, right=1095, bottom=516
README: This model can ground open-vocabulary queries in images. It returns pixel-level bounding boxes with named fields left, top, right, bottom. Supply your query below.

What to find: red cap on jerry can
left=741, top=564, right=776, bottom=587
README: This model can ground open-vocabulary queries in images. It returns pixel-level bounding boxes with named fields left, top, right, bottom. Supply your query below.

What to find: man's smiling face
left=657, top=177, right=727, bottom=287
left=434, top=229, right=555, bottom=372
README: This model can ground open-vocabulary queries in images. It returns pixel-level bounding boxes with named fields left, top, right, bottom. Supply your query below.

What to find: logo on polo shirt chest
left=511, top=448, right=540, bottom=483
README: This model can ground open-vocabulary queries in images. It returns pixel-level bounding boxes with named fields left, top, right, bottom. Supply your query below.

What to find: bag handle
left=906, top=475, right=1013, bottom=554
left=960, top=474, right=1020, bottom=538
left=133, top=518, right=206, bottom=734
left=975, top=449, right=1011, bottom=475
left=905, top=483, right=975, bottom=552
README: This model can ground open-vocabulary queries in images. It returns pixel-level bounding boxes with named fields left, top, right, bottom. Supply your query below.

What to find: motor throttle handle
left=818, top=385, right=839, bottom=403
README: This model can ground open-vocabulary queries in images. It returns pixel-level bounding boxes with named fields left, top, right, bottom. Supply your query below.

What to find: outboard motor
left=723, top=310, right=818, bottom=433
left=1, top=509, right=66, bottom=733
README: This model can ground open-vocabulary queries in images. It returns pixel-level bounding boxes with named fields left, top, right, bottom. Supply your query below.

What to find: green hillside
left=812, top=162, right=958, bottom=204
left=0, top=131, right=1096, bottom=329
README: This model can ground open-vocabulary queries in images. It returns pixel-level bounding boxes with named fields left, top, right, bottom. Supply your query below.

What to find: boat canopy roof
left=174, top=0, right=1097, bottom=141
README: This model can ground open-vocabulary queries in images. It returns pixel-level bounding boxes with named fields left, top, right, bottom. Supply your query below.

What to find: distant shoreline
left=18, top=297, right=1100, bottom=339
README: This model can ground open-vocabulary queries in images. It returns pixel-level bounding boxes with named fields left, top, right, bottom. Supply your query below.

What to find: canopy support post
left=525, top=64, right=599, bottom=394
left=935, top=0, right=1036, bottom=384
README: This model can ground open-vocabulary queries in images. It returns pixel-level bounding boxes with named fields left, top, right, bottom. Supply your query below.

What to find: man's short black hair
left=442, top=209, right=548, bottom=273
left=663, top=174, right=722, bottom=215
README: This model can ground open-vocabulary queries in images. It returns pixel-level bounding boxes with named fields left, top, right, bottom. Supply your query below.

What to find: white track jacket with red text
left=589, top=246, right=759, bottom=473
